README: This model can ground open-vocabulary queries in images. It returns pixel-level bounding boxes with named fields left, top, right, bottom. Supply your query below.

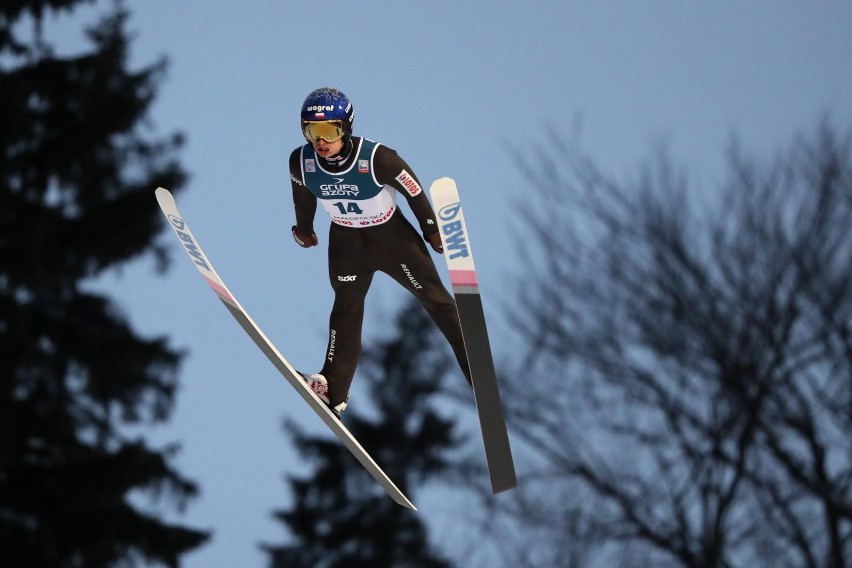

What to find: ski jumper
left=289, top=137, right=471, bottom=406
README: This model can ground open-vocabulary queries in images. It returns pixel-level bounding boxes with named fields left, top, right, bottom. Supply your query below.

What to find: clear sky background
left=48, top=1, right=852, bottom=567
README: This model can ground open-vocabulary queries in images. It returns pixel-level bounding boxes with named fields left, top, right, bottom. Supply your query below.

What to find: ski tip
left=429, top=177, right=456, bottom=189
left=154, top=187, right=176, bottom=208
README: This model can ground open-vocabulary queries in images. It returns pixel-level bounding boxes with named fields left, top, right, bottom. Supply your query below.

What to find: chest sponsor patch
left=395, top=169, right=422, bottom=197
left=305, top=159, right=316, bottom=173
left=358, top=159, right=370, bottom=173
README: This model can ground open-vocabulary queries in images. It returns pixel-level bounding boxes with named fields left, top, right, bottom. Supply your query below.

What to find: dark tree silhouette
left=264, top=300, right=463, bottom=568
left=1, top=3, right=208, bottom=566
left=498, top=123, right=852, bottom=568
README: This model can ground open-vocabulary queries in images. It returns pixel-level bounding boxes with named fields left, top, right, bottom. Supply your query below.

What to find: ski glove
left=292, top=225, right=318, bottom=248
left=425, top=230, right=444, bottom=254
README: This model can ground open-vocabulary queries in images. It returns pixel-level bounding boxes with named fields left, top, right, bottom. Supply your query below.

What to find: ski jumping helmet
left=300, top=87, right=354, bottom=142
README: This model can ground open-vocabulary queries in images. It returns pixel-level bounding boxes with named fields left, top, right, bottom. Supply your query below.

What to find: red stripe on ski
left=449, top=269, right=478, bottom=287
left=204, top=276, right=236, bottom=305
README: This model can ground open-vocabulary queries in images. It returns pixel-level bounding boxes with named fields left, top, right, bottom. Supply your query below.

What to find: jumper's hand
left=425, top=230, right=444, bottom=254
left=292, top=225, right=318, bottom=248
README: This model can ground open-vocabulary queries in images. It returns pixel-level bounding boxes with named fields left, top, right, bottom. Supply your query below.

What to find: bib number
left=332, top=201, right=364, bottom=215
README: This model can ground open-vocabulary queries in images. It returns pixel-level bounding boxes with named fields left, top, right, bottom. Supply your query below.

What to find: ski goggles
left=301, top=120, right=345, bottom=142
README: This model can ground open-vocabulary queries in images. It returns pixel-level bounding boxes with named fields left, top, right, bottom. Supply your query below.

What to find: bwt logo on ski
left=437, top=203, right=469, bottom=259
left=321, top=177, right=359, bottom=197
left=167, top=215, right=211, bottom=271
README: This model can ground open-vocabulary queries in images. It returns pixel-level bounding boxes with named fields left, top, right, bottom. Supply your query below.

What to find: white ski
left=429, top=178, right=517, bottom=494
left=155, top=187, right=416, bottom=510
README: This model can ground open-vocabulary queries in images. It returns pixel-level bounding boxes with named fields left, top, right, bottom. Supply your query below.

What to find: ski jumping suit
left=289, top=136, right=471, bottom=406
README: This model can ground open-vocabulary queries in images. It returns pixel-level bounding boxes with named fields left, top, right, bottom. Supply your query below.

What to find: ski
left=154, top=187, right=416, bottom=510
left=428, top=177, right=517, bottom=494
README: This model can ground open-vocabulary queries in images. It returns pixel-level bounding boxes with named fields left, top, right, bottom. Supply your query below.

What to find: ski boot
left=302, top=372, right=348, bottom=416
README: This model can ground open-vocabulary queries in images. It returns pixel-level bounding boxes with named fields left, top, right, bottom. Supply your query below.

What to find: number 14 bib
left=301, top=138, right=397, bottom=227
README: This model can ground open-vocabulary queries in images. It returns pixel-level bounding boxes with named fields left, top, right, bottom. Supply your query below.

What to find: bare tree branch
left=498, top=121, right=852, bottom=568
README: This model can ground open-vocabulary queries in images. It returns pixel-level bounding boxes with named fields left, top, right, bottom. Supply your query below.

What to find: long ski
left=428, top=177, right=517, bottom=494
left=155, top=187, right=416, bottom=510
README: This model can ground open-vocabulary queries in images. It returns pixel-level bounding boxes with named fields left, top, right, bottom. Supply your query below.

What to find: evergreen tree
left=1, top=2, right=208, bottom=566
left=265, top=300, right=462, bottom=568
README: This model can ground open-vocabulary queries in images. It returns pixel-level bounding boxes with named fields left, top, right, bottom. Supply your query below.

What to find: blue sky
left=48, top=1, right=852, bottom=566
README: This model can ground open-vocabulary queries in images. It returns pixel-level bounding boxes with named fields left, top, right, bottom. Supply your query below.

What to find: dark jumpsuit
left=289, top=136, right=471, bottom=406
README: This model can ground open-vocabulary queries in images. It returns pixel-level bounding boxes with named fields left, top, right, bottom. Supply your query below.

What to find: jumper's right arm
left=289, top=148, right=319, bottom=248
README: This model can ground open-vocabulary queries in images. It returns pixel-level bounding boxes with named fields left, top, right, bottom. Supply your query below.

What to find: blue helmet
left=300, top=87, right=354, bottom=137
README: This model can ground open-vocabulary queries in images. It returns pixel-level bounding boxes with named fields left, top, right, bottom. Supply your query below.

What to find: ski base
left=429, top=177, right=517, bottom=494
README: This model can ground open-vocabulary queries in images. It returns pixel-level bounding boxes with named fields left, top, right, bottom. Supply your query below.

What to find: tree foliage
left=1, top=2, right=207, bottom=566
left=501, top=123, right=852, bottom=568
